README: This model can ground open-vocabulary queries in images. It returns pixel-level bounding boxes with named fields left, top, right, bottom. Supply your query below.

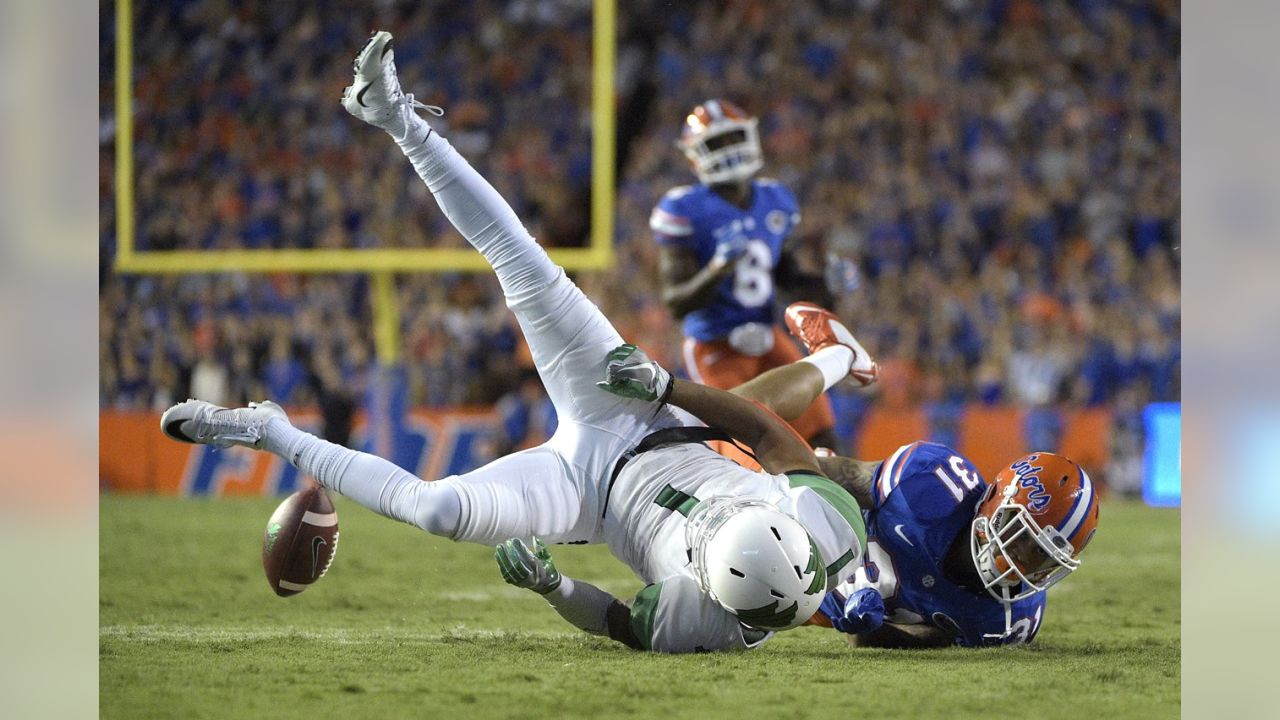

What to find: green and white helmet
left=686, top=497, right=826, bottom=630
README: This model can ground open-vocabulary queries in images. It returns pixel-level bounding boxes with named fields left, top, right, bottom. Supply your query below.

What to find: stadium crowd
left=101, top=0, right=1179, bottom=484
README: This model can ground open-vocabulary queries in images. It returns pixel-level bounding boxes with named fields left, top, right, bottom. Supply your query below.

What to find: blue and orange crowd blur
left=100, top=0, right=1179, bottom=493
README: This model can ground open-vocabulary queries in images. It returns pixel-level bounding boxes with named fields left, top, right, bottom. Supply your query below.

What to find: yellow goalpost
left=113, top=0, right=617, bottom=362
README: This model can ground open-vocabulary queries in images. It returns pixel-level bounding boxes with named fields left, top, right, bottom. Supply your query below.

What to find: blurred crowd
left=101, top=0, right=1180, bottom=474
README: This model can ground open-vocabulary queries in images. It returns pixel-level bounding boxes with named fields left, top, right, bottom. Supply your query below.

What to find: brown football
left=262, top=485, right=339, bottom=597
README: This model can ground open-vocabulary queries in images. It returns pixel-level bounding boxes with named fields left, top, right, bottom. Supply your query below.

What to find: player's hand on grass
left=819, top=587, right=885, bottom=635
left=495, top=537, right=562, bottom=595
left=596, top=344, right=673, bottom=403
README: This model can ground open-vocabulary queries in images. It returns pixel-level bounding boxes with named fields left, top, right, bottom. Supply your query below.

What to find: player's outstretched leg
left=341, top=31, right=633, bottom=427
left=161, top=400, right=462, bottom=537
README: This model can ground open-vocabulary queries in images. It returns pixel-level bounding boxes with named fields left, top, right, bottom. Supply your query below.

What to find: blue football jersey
left=649, top=180, right=801, bottom=341
left=839, top=441, right=1047, bottom=647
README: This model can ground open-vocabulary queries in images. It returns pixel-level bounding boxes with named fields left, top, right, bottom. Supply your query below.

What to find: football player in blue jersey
left=650, top=100, right=873, bottom=451
left=744, top=303, right=1103, bottom=647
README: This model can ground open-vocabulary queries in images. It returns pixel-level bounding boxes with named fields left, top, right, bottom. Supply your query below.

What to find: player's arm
left=727, top=362, right=878, bottom=506
left=850, top=621, right=954, bottom=649
left=667, top=379, right=821, bottom=475
left=598, top=344, right=821, bottom=475
left=816, top=455, right=877, bottom=509
left=495, top=538, right=644, bottom=650
left=659, top=245, right=737, bottom=318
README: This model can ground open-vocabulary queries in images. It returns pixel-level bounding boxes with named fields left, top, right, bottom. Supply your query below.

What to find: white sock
left=262, top=418, right=461, bottom=537
left=543, top=576, right=614, bottom=636
left=800, top=345, right=854, bottom=392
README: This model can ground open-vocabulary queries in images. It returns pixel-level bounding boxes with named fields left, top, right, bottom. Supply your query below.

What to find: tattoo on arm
left=817, top=455, right=878, bottom=509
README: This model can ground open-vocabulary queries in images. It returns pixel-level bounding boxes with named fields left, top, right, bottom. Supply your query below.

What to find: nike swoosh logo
left=353, top=35, right=376, bottom=72
left=893, top=524, right=914, bottom=547
left=311, top=536, right=327, bottom=578
left=356, top=82, right=372, bottom=108
left=163, top=418, right=192, bottom=442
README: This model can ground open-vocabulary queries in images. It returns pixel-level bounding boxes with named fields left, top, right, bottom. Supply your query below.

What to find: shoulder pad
left=651, top=186, right=698, bottom=237
left=664, top=185, right=697, bottom=201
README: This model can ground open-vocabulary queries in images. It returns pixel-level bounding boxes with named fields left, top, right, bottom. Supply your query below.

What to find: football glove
left=495, top=537, right=562, bottom=595
left=712, top=234, right=749, bottom=268
left=823, top=252, right=861, bottom=295
left=595, top=344, right=673, bottom=403
left=819, top=587, right=886, bottom=635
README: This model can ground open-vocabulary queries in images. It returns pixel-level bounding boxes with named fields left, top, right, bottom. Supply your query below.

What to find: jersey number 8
left=731, top=240, right=774, bottom=308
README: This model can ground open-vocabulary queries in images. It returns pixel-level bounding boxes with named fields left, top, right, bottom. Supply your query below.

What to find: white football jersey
left=602, top=442, right=865, bottom=652
left=628, top=574, right=772, bottom=653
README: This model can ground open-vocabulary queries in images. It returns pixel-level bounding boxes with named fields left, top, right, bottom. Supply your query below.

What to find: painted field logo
left=1011, top=456, right=1051, bottom=513
left=265, top=522, right=283, bottom=553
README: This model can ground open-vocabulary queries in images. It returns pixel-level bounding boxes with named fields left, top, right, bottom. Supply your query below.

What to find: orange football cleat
left=784, top=302, right=879, bottom=386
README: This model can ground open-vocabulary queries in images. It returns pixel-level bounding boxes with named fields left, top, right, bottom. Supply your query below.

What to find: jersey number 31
left=932, top=456, right=981, bottom=502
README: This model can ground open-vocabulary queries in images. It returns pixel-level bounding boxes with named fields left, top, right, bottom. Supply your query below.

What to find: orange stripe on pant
left=682, top=326, right=836, bottom=445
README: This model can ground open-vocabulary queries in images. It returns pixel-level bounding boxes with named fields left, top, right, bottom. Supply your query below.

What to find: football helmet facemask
left=677, top=99, right=763, bottom=185
left=686, top=497, right=826, bottom=631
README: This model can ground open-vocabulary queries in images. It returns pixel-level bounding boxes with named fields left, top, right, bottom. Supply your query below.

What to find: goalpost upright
left=113, top=0, right=617, bottom=364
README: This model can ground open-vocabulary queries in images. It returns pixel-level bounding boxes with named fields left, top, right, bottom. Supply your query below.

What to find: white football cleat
left=160, top=400, right=288, bottom=450
left=784, top=302, right=879, bottom=387
left=341, top=30, right=441, bottom=138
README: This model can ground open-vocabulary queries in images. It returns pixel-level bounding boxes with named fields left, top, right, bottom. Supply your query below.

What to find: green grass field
left=100, top=494, right=1179, bottom=719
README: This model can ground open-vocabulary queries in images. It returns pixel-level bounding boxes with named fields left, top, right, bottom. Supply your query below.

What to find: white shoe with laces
left=340, top=30, right=442, bottom=139
left=160, top=400, right=288, bottom=450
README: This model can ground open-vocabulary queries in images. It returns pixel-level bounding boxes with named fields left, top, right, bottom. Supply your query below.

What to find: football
left=262, top=485, right=340, bottom=597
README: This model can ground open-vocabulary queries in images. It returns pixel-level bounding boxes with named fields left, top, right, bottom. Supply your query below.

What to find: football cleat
left=341, top=30, right=442, bottom=137
left=160, top=400, right=288, bottom=450
left=784, top=302, right=879, bottom=386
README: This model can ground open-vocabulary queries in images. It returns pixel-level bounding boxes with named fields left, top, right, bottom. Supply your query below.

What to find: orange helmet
left=970, top=452, right=1100, bottom=605
left=677, top=99, right=763, bottom=184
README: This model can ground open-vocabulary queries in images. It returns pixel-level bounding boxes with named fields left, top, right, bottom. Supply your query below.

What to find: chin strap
left=983, top=585, right=1015, bottom=642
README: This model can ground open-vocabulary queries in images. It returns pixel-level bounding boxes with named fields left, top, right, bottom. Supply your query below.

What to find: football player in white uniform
left=160, top=31, right=874, bottom=653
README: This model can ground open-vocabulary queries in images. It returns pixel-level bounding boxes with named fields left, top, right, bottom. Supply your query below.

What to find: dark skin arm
left=728, top=359, right=879, bottom=502
left=849, top=622, right=954, bottom=649
left=667, top=379, right=823, bottom=476
left=816, top=455, right=878, bottom=510
left=605, top=600, right=645, bottom=650
left=659, top=245, right=736, bottom=319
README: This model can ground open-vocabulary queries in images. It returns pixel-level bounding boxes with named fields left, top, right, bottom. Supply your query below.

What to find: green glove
left=595, top=343, right=673, bottom=402
left=495, top=537, right=562, bottom=594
